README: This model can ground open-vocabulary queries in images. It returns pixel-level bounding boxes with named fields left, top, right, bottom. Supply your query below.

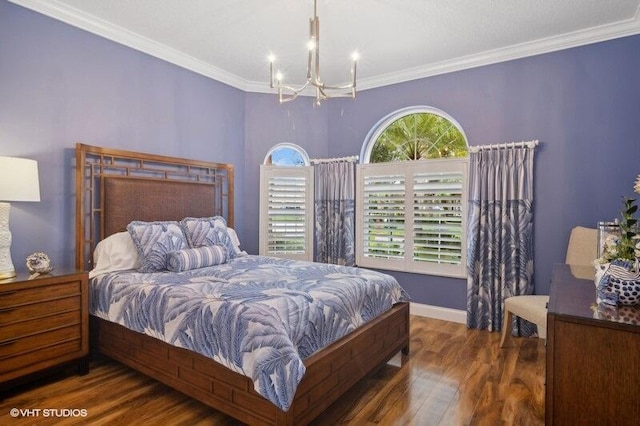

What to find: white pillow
left=227, top=227, right=246, bottom=256
left=89, top=231, right=141, bottom=278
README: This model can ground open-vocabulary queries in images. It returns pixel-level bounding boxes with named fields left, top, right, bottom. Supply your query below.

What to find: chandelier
left=268, top=0, right=358, bottom=105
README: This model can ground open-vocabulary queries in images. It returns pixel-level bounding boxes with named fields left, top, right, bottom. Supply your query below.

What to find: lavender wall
left=243, top=93, right=329, bottom=255
left=322, top=35, right=640, bottom=309
left=0, top=1, right=246, bottom=269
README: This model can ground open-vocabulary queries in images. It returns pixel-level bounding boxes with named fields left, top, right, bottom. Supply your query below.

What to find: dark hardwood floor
left=0, top=316, right=545, bottom=425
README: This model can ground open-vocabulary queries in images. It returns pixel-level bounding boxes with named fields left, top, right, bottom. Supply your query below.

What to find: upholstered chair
left=500, top=226, right=598, bottom=347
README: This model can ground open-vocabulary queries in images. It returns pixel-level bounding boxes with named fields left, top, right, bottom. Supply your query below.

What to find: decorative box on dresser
left=0, top=268, right=89, bottom=389
left=545, top=263, right=640, bottom=425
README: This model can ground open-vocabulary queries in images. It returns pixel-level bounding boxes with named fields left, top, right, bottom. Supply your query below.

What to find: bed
left=75, top=143, right=410, bottom=425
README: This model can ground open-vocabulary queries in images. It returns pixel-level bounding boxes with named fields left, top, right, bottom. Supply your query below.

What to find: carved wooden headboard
left=75, top=143, right=234, bottom=271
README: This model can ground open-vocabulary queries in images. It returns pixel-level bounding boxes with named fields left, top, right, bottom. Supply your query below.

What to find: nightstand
left=0, top=268, right=89, bottom=388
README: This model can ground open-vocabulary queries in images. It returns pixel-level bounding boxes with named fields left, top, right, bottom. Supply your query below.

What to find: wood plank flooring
left=0, top=316, right=545, bottom=425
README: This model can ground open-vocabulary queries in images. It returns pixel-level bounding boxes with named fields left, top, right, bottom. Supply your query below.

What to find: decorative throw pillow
left=180, top=216, right=237, bottom=259
left=127, top=221, right=188, bottom=272
left=166, top=245, right=227, bottom=272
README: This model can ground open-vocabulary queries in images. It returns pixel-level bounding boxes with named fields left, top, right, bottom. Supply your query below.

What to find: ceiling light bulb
left=351, top=52, right=360, bottom=61
left=268, top=54, right=276, bottom=63
left=276, top=72, right=283, bottom=81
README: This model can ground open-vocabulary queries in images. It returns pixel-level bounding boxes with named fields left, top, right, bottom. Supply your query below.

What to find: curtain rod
left=468, top=140, right=539, bottom=153
left=310, top=155, right=359, bottom=164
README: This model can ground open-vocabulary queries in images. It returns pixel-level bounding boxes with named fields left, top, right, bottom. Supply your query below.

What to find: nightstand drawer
left=0, top=281, right=81, bottom=308
left=0, top=325, right=80, bottom=359
left=0, top=340, right=82, bottom=376
left=0, top=296, right=80, bottom=325
left=0, top=310, right=81, bottom=342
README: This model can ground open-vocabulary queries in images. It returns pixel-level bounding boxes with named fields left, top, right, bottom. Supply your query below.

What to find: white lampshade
left=0, top=156, right=40, bottom=279
left=0, top=157, right=41, bottom=202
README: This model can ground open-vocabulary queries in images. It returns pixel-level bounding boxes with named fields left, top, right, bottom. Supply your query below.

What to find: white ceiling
left=11, top=0, right=640, bottom=93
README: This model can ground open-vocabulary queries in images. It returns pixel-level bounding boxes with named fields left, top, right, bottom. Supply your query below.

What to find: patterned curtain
left=467, top=143, right=536, bottom=335
left=313, top=160, right=356, bottom=266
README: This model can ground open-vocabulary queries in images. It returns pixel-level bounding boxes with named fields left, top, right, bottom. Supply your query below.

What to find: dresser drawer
left=0, top=310, right=81, bottom=342
left=0, top=325, right=80, bottom=359
left=0, top=281, right=81, bottom=308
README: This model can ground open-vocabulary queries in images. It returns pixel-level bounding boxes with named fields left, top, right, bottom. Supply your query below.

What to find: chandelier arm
left=279, top=80, right=311, bottom=94
left=275, top=80, right=313, bottom=103
left=314, top=16, right=321, bottom=86
left=318, top=82, right=355, bottom=91
left=320, top=89, right=356, bottom=99
left=278, top=92, right=300, bottom=103
left=307, top=17, right=314, bottom=79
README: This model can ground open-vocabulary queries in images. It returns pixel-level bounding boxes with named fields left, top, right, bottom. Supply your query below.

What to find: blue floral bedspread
left=90, top=255, right=409, bottom=411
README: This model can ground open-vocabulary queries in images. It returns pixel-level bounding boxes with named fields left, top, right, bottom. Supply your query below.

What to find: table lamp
left=0, top=157, right=41, bottom=279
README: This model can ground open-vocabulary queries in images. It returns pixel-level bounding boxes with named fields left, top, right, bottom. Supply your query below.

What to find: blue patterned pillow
left=127, top=221, right=188, bottom=272
left=166, top=245, right=227, bottom=272
left=180, top=216, right=236, bottom=259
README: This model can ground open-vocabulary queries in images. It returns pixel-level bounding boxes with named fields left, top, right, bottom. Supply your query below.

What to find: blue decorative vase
left=595, top=259, right=640, bottom=306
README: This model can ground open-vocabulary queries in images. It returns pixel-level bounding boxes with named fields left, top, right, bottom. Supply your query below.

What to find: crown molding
left=9, top=0, right=247, bottom=91
left=10, top=0, right=640, bottom=94
left=357, top=5, right=640, bottom=91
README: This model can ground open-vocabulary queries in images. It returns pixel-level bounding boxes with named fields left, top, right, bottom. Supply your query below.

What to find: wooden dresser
left=546, top=263, right=640, bottom=425
left=0, top=268, right=89, bottom=388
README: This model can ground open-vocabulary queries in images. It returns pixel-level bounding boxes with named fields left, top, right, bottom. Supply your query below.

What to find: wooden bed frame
left=75, top=143, right=410, bottom=425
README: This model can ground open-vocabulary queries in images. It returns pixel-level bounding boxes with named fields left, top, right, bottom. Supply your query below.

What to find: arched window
left=260, top=143, right=314, bottom=261
left=263, top=142, right=310, bottom=166
left=361, top=106, right=468, bottom=163
left=356, top=107, right=469, bottom=277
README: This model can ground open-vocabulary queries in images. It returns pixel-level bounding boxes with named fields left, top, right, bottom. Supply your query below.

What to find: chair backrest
left=565, top=226, right=598, bottom=265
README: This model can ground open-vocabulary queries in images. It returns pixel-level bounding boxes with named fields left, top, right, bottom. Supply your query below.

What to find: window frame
left=263, top=142, right=310, bottom=166
left=357, top=106, right=469, bottom=278
left=259, top=143, right=314, bottom=261
left=359, top=105, right=469, bottom=164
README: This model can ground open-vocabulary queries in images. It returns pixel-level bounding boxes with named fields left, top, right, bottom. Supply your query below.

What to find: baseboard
left=409, top=302, right=466, bottom=324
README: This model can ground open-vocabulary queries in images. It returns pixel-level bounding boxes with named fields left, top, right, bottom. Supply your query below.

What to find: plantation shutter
left=356, top=159, right=468, bottom=277
left=362, top=173, right=406, bottom=259
left=259, top=165, right=314, bottom=261
left=412, top=169, right=466, bottom=276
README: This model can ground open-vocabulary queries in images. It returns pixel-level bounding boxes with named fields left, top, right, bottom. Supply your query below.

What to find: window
left=259, top=144, right=314, bottom=261
left=356, top=107, right=469, bottom=277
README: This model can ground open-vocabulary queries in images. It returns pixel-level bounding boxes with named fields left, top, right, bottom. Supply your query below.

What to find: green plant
left=598, top=197, right=639, bottom=264
left=616, top=197, right=638, bottom=261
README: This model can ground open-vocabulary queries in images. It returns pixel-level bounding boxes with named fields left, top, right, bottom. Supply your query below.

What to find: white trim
left=10, top=0, right=640, bottom=93
left=410, top=302, right=466, bottom=324
left=355, top=7, right=640, bottom=91
left=9, top=0, right=246, bottom=90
